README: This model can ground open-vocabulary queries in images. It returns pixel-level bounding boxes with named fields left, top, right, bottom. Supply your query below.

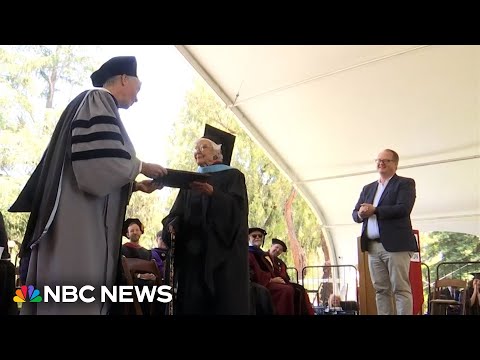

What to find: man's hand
left=134, top=179, right=163, bottom=194
left=141, top=162, right=168, bottom=179
left=359, top=203, right=376, bottom=218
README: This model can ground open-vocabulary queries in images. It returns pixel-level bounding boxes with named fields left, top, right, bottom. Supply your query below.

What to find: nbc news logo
left=13, top=285, right=43, bottom=303
left=13, top=285, right=172, bottom=303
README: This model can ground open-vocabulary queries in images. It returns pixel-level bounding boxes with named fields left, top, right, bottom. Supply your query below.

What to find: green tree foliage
left=1, top=45, right=97, bottom=177
left=164, top=78, right=327, bottom=268
left=422, top=231, right=479, bottom=276
left=0, top=177, right=29, bottom=260
left=13, top=45, right=96, bottom=109
left=419, top=231, right=479, bottom=313
left=0, top=45, right=97, bottom=257
left=292, top=195, right=327, bottom=263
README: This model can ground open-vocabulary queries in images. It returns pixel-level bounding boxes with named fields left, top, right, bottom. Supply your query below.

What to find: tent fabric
left=176, top=45, right=480, bottom=266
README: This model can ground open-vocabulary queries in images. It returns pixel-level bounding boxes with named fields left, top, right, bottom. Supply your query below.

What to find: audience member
left=122, top=218, right=152, bottom=263
left=325, top=294, right=343, bottom=314
left=465, top=272, right=480, bottom=315
left=268, top=238, right=314, bottom=315
left=248, top=227, right=295, bottom=315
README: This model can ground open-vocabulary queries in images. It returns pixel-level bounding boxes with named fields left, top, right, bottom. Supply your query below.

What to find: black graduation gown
left=121, top=244, right=152, bottom=261
left=0, top=212, right=10, bottom=260
left=249, top=281, right=274, bottom=315
left=162, top=168, right=249, bottom=315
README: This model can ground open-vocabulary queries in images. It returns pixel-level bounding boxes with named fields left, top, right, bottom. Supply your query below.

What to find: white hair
left=198, top=138, right=223, bottom=162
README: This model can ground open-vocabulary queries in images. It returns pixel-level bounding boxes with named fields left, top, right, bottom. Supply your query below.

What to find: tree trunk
left=284, top=187, right=306, bottom=276
left=46, top=70, right=57, bottom=109
left=319, top=228, right=330, bottom=263
left=263, top=203, right=276, bottom=230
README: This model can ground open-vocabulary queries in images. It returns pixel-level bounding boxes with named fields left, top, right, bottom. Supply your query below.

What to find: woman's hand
left=189, top=181, right=214, bottom=196
left=474, top=279, right=480, bottom=292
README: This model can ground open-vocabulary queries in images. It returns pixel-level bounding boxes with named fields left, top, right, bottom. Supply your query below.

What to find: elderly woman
left=162, top=125, right=249, bottom=315
left=327, top=294, right=343, bottom=313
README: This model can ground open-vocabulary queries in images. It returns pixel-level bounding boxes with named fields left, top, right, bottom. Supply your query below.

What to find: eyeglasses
left=250, top=234, right=264, bottom=238
left=193, top=144, right=212, bottom=153
left=375, top=159, right=395, bottom=164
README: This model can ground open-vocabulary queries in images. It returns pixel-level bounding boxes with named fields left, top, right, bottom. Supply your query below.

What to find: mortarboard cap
left=249, top=227, right=267, bottom=236
left=91, top=56, right=138, bottom=87
left=272, top=238, right=287, bottom=252
left=123, top=218, right=144, bottom=237
left=470, top=272, right=480, bottom=280
left=202, top=124, right=236, bottom=166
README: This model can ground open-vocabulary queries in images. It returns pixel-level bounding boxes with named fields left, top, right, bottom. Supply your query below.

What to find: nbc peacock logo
left=13, top=285, right=43, bottom=303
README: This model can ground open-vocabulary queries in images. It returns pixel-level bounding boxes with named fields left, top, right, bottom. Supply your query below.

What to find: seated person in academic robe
left=151, top=230, right=169, bottom=283
left=122, top=218, right=153, bottom=261
left=121, top=218, right=157, bottom=315
left=465, top=273, right=480, bottom=315
left=248, top=227, right=295, bottom=315
left=268, top=238, right=315, bottom=315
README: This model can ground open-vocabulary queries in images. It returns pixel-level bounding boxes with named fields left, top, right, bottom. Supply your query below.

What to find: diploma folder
left=154, top=169, right=210, bottom=189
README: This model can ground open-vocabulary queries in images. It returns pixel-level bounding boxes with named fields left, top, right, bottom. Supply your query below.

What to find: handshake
left=141, top=162, right=168, bottom=179
left=134, top=162, right=168, bottom=194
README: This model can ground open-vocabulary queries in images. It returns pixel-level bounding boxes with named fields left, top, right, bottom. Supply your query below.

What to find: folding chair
left=121, top=256, right=162, bottom=315
left=429, top=278, right=467, bottom=315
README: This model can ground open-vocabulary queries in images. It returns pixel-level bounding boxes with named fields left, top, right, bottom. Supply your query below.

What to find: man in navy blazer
left=353, top=149, right=418, bottom=315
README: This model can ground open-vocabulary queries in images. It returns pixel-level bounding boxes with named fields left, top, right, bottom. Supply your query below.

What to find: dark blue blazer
left=352, top=174, right=418, bottom=253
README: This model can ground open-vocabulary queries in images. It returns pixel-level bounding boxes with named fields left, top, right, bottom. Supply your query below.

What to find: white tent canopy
left=176, top=45, right=480, bottom=266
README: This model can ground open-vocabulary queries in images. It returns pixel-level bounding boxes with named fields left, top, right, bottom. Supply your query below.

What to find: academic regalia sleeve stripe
left=72, top=115, right=118, bottom=129
left=71, top=148, right=132, bottom=161
left=72, top=131, right=125, bottom=145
